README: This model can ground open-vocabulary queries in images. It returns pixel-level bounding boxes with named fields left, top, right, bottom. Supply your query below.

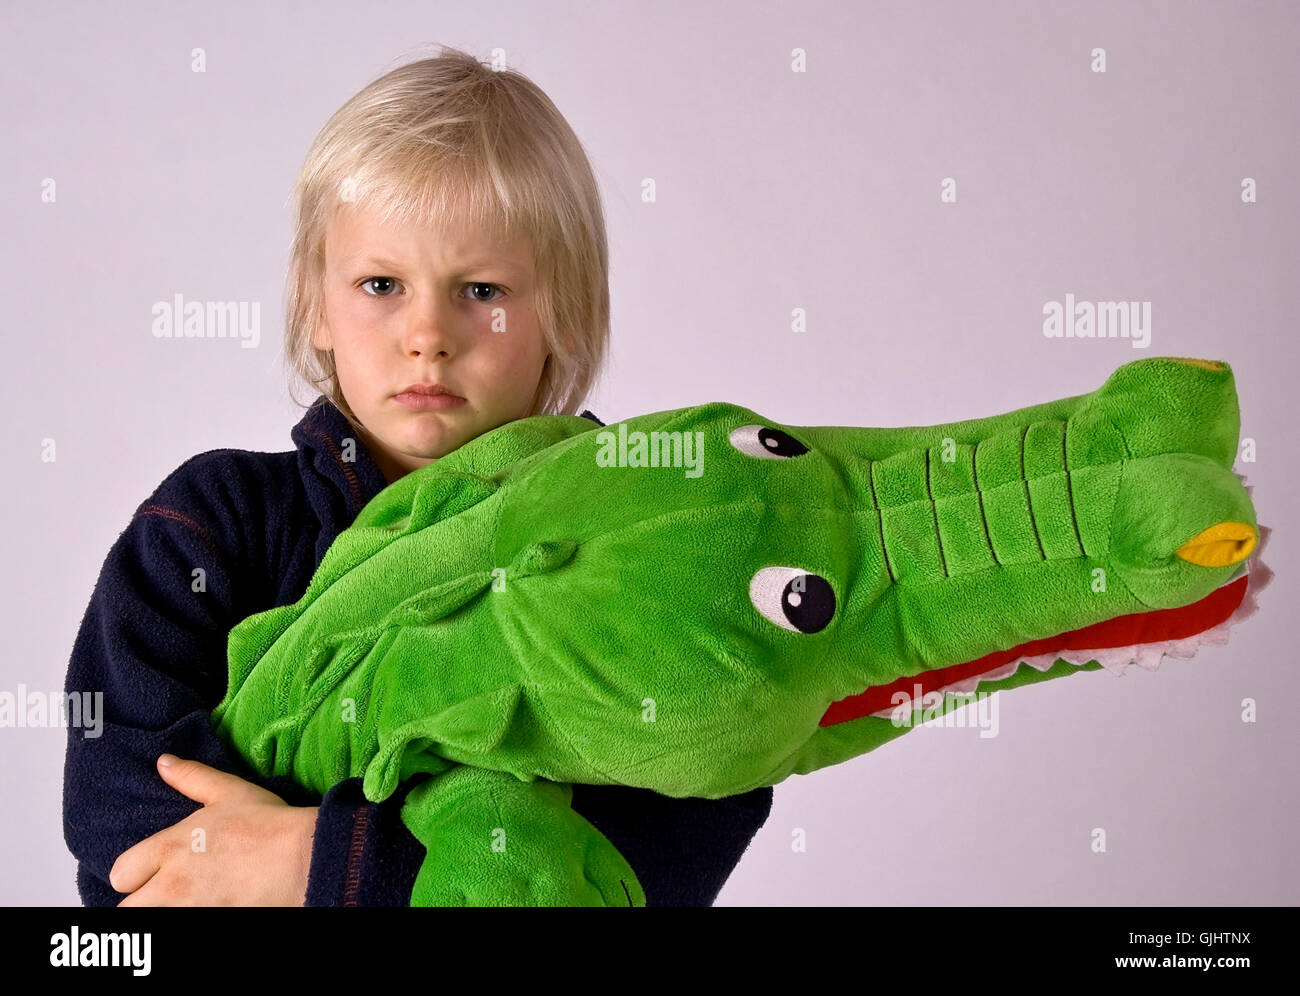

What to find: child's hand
left=109, top=755, right=318, bottom=906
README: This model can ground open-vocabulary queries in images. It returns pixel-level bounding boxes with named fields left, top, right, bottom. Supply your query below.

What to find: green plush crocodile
left=210, top=355, right=1270, bottom=906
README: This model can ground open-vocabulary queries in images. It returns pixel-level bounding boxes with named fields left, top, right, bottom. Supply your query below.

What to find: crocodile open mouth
left=819, top=520, right=1273, bottom=728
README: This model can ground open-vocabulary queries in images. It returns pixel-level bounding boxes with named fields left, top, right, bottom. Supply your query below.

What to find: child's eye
left=464, top=282, right=505, bottom=303
left=357, top=278, right=504, bottom=302
left=359, top=277, right=401, bottom=297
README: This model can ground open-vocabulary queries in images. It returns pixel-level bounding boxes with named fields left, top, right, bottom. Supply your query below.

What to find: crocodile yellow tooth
left=1176, top=521, right=1257, bottom=567
left=1168, top=357, right=1225, bottom=370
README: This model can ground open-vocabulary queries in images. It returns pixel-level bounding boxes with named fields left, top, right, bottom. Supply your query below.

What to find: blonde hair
left=283, top=45, right=610, bottom=431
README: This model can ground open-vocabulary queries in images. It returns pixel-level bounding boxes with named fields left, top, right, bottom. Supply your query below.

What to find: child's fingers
left=108, top=828, right=167, bottom=895
left=156, top=754, right=274, bottom=806
left=114, top=874, right=174, bottom=906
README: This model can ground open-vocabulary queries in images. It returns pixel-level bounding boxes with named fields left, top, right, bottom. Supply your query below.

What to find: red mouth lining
left=819, top=573, right=1251, bottom=727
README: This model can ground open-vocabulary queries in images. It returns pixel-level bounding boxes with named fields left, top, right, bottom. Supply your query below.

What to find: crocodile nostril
left=1175, top=521, right=1257, bottom=567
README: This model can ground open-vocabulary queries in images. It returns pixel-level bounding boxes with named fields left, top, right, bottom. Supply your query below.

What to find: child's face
left=314, top=200, right=551, bottom=483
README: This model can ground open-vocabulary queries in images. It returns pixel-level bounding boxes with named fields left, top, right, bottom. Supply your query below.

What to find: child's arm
left=303, top=777, right=427, bottom=904
left=61, top=454, right=427, bottom=905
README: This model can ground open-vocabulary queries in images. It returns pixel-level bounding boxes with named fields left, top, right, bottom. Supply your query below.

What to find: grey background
left=2, top=0, right=1296, bottom=905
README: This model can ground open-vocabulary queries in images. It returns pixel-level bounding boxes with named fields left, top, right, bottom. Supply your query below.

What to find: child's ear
left=312, top=320, right=331, bottom=352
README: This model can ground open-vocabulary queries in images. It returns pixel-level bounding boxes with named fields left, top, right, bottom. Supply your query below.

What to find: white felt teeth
left=870, top=517, right=1273, bottom=717
left=1233, top=467, right=1256, bottom=500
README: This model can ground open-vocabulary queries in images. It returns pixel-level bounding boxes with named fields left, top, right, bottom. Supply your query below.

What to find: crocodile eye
left=729, top=425, right=809, bottom=459
left=750, top=566, right=835, bottom=633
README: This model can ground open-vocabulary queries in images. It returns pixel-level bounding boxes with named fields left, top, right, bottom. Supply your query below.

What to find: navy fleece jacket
left=61, top=396, right=774, bottom=906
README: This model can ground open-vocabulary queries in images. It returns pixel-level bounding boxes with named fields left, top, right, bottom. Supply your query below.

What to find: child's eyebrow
left=352, top=255, right=407, bottom=271
left=348, top=253, right=529, bottom=274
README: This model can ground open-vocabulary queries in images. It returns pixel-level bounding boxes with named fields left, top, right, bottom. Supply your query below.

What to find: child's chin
left=400, top=423, right=467, bottom=456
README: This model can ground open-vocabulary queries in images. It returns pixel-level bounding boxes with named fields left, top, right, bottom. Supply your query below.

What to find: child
left=61, top=45, right=773, bottom=907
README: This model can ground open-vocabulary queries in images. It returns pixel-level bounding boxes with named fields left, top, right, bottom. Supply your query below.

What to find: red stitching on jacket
left=303, top=423, right=365, bottom=515
left=342, top=805, right=370, bottom=906
left=135, top=504, right=222, bottom=559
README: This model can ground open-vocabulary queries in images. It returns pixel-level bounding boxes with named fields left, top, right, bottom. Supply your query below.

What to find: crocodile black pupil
left=760, top=428, right=808, bottom=457
left=783, top=574, right=834, bottom=633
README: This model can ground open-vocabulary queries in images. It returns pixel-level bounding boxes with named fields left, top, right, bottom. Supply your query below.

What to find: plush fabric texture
left=63, top=397, right=771, bottom=908
left=210, top=356, right=1270, bottom=906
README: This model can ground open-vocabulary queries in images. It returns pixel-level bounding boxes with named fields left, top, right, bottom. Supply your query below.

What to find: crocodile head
left=495, top=357, right=1269, bottom=796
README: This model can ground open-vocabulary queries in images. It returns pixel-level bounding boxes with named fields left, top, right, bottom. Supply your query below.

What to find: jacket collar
left=291, top=394, right=605, bottom=562
left=291, top=396, right=391, bottom=565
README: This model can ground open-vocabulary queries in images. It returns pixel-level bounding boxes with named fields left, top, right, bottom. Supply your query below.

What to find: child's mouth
left=395, top=391, right=467, bottom=411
